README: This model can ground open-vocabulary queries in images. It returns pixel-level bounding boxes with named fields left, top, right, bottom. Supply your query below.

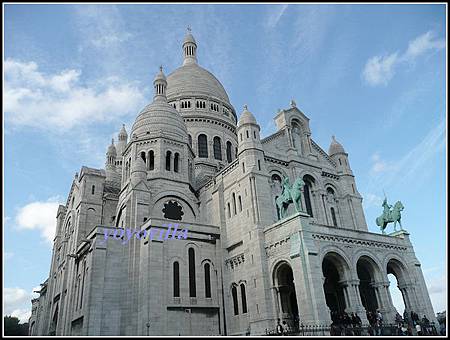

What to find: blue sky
left=4, top=4, right=446, bottom=322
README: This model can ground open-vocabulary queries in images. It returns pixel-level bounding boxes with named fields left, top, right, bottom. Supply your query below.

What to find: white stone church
left=29, top=31, right=436, bottom=336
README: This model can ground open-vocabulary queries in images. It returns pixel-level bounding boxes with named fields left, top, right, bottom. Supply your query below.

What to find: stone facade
left=29, top=31, right=436, bottom=336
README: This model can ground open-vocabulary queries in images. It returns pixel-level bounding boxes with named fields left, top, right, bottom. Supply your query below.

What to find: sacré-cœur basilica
left=29, top=30, right=436, bottom=336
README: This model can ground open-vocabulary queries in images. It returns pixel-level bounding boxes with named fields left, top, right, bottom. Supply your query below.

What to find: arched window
left=173, top=262, right=180, bottom=297
left=166, top=151, right=171, bottom=171
left=240, top=283, right=247, bottom=314
left=246, top=130, right=249, bottom=138
left=91, top=185, right=95, bottom=195
left=140, top=151, right=146, bottom=163
left=242, top=162, right=245, bottom=173
left=238, top=196, right=242, bottom=212
left=174, top=153, right=179, bottom=173
left=331, top=207, right=338, bottom=227
left=303, top=175, right=315, bottom=217
left=198, top=134, right=208, bottom=158
left=226, top=141, right=232, bottom=163
left=148, top=150, right=154, bottom=170
left=227, top=203, right=231, bottom=218
left=204, top=263, right=211, bottom=298
left=188, top=248, right=196, bottom=297
left=213, top=136, right=222, bottom=160
left=253, top=130, right=257, bottom=139
left=258, top=160, right=261, bottom=170
left=188, top=135, right=192, bottom=148
left=232, top=193, right=237, bottom=215
left=232, top=286, right=239, bottom=315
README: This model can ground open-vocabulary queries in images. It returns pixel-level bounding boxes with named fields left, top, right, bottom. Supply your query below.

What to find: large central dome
left=166, top=63, right=230, bottom=104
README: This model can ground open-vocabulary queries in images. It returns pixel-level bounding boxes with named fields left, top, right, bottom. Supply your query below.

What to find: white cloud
left=267, top=4, right=289, bottom=28
left=4, top=287, right=37, bottom=323
left=367, top=119, right=445, bottom=188
left=362, top=30, right=445, bottom=86
left=4, top=59, right=146, bottom=131
left=405, top=31, right=446, bottom=60
left=362, top=53, right=398, bottom=86
left=15, top=196, right=64, bottom=244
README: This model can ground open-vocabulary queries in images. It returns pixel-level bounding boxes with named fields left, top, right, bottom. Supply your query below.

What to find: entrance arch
left=322, top=252, right=351, bottom=320
left=387, top=258, right=411, bottom=315
left=356, top=256, right=381, bottom=314
left=273, top=262, right=299, bottom=329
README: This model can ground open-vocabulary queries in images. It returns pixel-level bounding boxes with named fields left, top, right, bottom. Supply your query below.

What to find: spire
left=118, top=124, right=128, bottom=141
left=153, top=66, right=167, bottom=101
left=182, top=27, right=197, bottom=66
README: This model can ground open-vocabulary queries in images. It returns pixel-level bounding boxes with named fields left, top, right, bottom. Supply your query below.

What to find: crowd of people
left=393, top=310, right=438, bottom=336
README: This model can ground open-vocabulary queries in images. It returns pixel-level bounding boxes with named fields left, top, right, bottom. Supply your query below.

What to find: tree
left=4, top=315, right=29, bottom=335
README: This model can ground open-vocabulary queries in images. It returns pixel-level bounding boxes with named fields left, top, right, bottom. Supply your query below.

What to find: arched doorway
left=322, top=252, right=350, bottom=321
left=274, top=262, right=299, bottom=330
left=357, top=257, right=380, bottom=315
left=387, top=259, right=410, bottom=317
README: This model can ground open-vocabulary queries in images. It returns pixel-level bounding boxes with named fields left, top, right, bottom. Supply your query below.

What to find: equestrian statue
left=375, top=195, right=404, bottom=234
left=275, top=176, right=305, bottom=219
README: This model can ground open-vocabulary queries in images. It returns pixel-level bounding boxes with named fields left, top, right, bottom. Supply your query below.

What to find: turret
left=117, top=124, right=128, bottom=157
left=130, top=155, right=147, bottom=186
left=237, top=105, right=265, bottom=172
left=106, top=138, right=119, bottom=182
left=328, top=135, right=352, bottom=175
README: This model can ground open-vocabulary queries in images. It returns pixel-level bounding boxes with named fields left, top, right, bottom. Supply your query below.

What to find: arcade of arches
left=272, top=253, right=424, bottom=325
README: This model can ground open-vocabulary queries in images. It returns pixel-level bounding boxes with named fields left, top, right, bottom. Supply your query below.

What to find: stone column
left=348, top=279, right=369, bottom=325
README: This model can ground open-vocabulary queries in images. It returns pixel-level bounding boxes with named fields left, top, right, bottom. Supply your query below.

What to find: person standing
left=276, top=319, right=283, bottom=335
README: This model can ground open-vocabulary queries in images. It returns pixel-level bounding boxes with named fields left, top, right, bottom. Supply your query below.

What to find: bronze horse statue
left=376, top=200, right=404, bottom=234
left=275, top=177, right=305, bottom=219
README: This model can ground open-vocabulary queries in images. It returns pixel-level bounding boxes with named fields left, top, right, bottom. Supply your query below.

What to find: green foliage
left=4, top=315, right=29, bottom=336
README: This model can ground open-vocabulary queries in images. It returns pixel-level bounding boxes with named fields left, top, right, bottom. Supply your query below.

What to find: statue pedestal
left=388, top=229, right=409, bottom=238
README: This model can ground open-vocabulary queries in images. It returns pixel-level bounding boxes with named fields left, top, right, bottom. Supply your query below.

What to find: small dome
left=183, top=32, right=196, bottom=45
left=132, top=101, right=188, bottom=142
left=238, top=105, right=258, bottom=127
left=107, top=139, right=117, bottom=156
left=328, top=135, right=346, bottom=155
left=154, top=66, right=167, bottom=82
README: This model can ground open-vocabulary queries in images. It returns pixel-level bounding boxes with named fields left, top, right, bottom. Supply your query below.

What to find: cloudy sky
left=4, top=4, right=446, bottom=323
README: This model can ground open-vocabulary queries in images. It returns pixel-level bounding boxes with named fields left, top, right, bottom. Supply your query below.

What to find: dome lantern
left=153, top=66, right=167, bottom=101
left=182, top=26, right=198, bottom=66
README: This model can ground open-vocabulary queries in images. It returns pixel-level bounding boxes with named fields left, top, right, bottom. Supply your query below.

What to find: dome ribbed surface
left=166, top=63, right=230, bottom=104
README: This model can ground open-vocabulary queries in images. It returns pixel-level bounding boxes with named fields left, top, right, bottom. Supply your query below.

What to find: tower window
left=238, top=196, right=242, bottom=212
left=91, top=185, right=95, bottom=195
left=242, top=162, right=245, bottom=173
left=174, top=153, right=180, bottom=173
left=240, top=284, right=247, bottom=314
left=140, top=151, right=146, bottom=163
left=173, top=262, right=180, bottom=297
left=331, top=207, right=338, bottom=227
left=204, top=263, right=211, bottom=298
left=188, top=248, right=196, bottom=297
left=198, top=134, right=208, bottom=158
left=258, top=160, right=261, bottom=170
left=213, top=137, right=222, bottom=160
left=253, top=130, right=256, bottom=139
left=232, top=193, right=237, bottom=215
left=166, top=151, right=171, bottom=171
left=148, top=150, right=154, bottom=170
left=227, top=203, right=231, bottom=218
left=246, top=130, right=249, bottom=138
left=232, top=286, right=239, bottom=315
left=226, top=141, right=232, bottom=163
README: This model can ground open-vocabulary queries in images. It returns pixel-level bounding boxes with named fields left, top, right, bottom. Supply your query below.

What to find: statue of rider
left=382, top=197, right=392, bottom=220
left=281, top=177, right=291, bottom=200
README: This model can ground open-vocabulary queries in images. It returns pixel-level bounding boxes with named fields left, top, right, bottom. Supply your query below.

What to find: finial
left=290, top=99, right=297, bottom=108
left=122, top=123, right=125, bottom=128
left=159, top=65, right=163, bottom=72
left=111, top=138, right=114, bottom=145
left=187, top=25, right=192, bottom=33
left=243, top=104, right=248, bottom=111
left=332, top=135, right=336, bottom=142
